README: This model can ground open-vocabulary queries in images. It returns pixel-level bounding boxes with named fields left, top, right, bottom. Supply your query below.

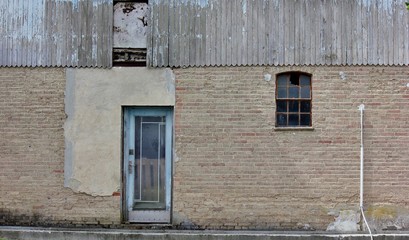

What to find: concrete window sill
left=274, top=127, right=315, bottom=131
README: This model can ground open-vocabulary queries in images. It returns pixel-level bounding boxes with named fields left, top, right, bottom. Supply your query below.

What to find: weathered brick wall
left=0, top=68, right=120, bottom=226
left=1, top=66, right=408, bottom=230
left=173, top=66, right=409, bottom=230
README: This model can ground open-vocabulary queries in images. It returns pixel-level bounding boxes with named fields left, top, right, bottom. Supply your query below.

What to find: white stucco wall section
left=64, top=67, right=175, bottom=196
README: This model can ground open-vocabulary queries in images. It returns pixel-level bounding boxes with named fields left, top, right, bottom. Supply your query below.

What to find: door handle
left=128, top=149, right=135, bottom=174
left=128, top=160, right=134, bottom=174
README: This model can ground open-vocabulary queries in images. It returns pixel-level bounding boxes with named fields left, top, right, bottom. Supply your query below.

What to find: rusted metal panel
left=149, top=0, right=409, bottom=67
left=0, top=0, right=113, bottom=68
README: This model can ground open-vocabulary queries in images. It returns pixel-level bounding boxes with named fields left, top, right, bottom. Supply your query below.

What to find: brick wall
left=173, top=66, right=409, bottom=230
left=1, top=66, right=408, bottom=230
left=0, top=68, right=120, bottom=226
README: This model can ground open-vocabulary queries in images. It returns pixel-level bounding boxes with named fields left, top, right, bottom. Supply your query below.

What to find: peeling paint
left=113, top=2, right=148, bottom=48
left=242, top=0, right=247, bottom=14
left=339, top=71, right=347, bottom=81
left=172, top=212, right=201, bottom=230
left=198, top=0, right=208, bottom=8
left=165, top=69, right=176, bottom=95
left=66, top=178, right=82, bottom=192
left=264, top=73, right=272, bottom=82
left=327, top=210, right=361, bottom=232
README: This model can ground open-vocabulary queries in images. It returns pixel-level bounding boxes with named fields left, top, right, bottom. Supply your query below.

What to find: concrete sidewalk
left=1, top=226, right=409, bottom=240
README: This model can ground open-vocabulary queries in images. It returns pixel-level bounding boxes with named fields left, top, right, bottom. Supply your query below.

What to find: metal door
left=123, top=107, right=172, bottom=223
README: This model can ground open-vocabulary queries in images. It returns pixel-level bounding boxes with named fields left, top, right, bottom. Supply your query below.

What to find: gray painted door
left=124, top=107, right=173, bottom=223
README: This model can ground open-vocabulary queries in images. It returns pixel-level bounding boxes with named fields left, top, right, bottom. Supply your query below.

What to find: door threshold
left=121, top=223, right=173, bottom=229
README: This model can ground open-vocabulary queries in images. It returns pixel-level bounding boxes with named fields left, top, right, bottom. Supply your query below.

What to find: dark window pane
left=135, top=117, right=142, bottom=159
left=160, top=124, right=166, bottom=159
left=289, top=101, right=299, bottom=112
left=290, top=73, right=299, bottom=86
left=135, top=117, right=142, bottom=199
left=300, top=114, right=311, bottom=126
left=300, top=101, right=311, bottom=112
left=277, top=87, right=287, bottom=98
left=276, top=114, right=287, bottom=126
left=288, top=114, right=299, bottom=126
left=142, top=116, right=165, bottom=122
left=277, top=75, right=288, bottom=86
left=300, top=75, right=311, bottom=86
left=289, top=87, right=299, bottom=98
left=276, top=100, right=287, bottom=112
left=301, top=87, right=311, bottom=98
left=140, top=123, right=161, bottom=202
left=141, top=123, right=159, bottom=159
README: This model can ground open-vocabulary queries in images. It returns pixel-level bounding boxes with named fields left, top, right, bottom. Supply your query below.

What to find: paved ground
left=1, top=226, right=409, bottom=240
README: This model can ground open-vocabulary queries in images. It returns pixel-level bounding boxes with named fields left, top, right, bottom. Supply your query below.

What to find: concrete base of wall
left=1, top=227, right=409, bottom=240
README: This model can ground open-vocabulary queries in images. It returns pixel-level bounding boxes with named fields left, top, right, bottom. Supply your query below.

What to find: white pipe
left=358, top=104, right=373, bottom=240
left=359, top=104, right=364, bottom=208
left=361, top=208, right=373, bottom=240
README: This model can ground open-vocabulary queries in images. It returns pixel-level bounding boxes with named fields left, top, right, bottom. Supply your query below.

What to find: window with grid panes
left=276, top=72, right=312, bottom=127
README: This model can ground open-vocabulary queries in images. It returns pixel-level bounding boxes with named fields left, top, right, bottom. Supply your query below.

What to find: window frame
left=275, top=71, right=312, bottom=128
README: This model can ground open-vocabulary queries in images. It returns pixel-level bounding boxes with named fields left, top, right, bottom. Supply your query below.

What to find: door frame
left=122, top=106, right=173, bottom=223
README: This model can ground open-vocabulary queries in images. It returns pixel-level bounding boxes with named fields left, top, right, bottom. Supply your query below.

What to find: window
left=113, top=1, right=149, bottom=66
left=276, top=72, right=312, bottom=127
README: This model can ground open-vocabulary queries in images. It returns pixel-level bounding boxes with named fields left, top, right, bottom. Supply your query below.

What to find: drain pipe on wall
left=359, top=104, right=373, bottom=240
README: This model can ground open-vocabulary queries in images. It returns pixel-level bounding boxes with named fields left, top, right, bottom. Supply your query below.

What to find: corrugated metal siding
left=148, top=0, right=409, bottom=67
left=0, top=0, right=113, bottom=68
